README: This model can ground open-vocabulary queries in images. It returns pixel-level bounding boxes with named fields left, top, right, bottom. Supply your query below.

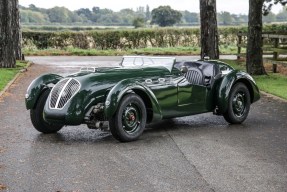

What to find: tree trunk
left=246, top=0, right=267, bottom=75
left=12, top=0, right=21, bottom=60
left=200, top=0, right=219, bottom=59
left=0, top=0, right=21, bottom=68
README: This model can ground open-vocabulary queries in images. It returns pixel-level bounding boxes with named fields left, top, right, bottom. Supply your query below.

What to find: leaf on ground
left=0, top=148, right=6, bottom=153
left=0, top=184, right=7, bottom=190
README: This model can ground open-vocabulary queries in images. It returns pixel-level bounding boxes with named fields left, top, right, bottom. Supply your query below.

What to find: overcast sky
left=19, top=0, right=284, bottom=14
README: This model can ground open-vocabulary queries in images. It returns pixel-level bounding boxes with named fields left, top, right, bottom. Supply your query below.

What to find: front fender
left=104, top=79, right=162, bottom=122
left=25, top=74, right=63, bottom=109
left=217, top=70, right=260, bottom=114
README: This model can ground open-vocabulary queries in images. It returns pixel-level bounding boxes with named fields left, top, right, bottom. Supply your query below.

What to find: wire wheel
left=109, top=94, right=147, bottom=142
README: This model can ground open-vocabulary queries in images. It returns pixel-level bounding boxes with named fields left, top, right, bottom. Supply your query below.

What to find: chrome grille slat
left=50, top=79, right=69, bottom=108
left=49, top=78, right=81, bottom=109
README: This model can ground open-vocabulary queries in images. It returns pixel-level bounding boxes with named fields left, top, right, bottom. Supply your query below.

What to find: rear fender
left=217, top=70, right=260, bottom=114
left=104, top=79, right=162, bottom=122
left=25, top=74, right=63, bottom=109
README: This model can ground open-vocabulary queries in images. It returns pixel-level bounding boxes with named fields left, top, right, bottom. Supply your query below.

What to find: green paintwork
left=25, top=57, right=260, bottom=127
left=217, top=70, right=260, bottom=114
left=104, top=79, right=162, bottom=122
left=25, top=74, right=63, bottom=109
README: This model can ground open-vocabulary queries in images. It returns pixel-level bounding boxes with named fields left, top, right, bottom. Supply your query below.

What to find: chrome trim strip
left=55, top=78, right=72, bottom=108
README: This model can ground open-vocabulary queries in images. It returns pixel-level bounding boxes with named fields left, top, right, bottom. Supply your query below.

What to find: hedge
left=22, top=24, right=286, bottom=50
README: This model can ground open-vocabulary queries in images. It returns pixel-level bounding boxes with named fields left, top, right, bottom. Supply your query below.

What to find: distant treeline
left=20, top=4, right=287, bottom=26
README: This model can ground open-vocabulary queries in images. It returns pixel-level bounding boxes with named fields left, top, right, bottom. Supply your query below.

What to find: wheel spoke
left=122, top=103, right=141, bottom=134
left=232, top=91, right=246, bottom=117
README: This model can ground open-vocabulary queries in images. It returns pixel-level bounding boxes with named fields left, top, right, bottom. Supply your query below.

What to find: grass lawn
left=253, top=74, right=287, bottom=100
left=0, top=61, right=29, bottom=92
left=221, top=59, right=287, bottom=100
left=23, top=45, right=239, bottom=56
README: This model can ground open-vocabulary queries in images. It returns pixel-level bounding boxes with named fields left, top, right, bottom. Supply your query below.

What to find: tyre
left=30, top=89, right=63, bottom=133
left=109, top=94, right=147, bottom=142
left=223, top=83, right=251, bottom=124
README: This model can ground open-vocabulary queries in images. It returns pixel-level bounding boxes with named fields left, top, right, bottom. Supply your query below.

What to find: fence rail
left=237, top=32, right=287, bottom=72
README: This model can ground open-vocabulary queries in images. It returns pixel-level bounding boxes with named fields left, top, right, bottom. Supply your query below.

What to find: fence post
left=272, top=62, right=277, bottom=73
left=273, top=38, right=279, bottom=61
left=237, top=31, right=242, bottom=60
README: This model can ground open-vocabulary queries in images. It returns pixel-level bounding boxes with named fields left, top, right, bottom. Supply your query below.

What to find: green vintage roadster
left=25, top=56, right=260, bottom=142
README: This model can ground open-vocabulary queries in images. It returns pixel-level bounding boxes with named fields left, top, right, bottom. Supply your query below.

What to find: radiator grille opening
left=49, top=78, right=80, bottom=109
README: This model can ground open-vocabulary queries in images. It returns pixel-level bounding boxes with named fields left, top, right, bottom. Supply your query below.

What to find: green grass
left=23, top=47, right=201, bottom=56
left=0, top=61, right=29, bottom=92
left=220, top=59, right=287, bottom=100
left=23, top=45, right=241, bottom=57
left=220, top=59, right=246, bottom=70
left=253, top=74, right=287, bottom=100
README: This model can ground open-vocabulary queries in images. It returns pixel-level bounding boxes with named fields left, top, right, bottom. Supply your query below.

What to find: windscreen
left=121, top=56, right=175, bottom=72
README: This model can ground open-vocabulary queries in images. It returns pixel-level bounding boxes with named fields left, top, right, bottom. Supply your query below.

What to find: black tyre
left=30, top=89, right=63, bottom=133
left=109, top=94, right=147, bottom=142
left=223, top=83, right=251, bottom=124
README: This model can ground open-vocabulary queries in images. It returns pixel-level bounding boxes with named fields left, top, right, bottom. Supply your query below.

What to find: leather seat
left=184, top=68, right=203, bottom=85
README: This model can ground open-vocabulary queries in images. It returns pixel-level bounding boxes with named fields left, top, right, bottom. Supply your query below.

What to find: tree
left=276, top=6, right=287, bottom=22
left=151, top=6, right=182, bottom=27
left=0, top=0, right=21, bottom=68
left=263, top=12, right=276, bottom=23
left=218, top=11, right=234, bottom=25
left=133, top=17, right=145, bottom=28
left=76, top=8, right=93, bottom=21
left=146, top=5, right=151, bottom=21
left=20, top=10, right=49, bottom=24
left=199, top=0, right=219, bottom=59
left=246, top=0, right=287, bottom=75
left=48, top=7, right=73, bottom=23
left=182, top=11, right=199, bottom=24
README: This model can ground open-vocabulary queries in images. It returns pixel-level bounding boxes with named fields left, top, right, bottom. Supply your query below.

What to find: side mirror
left=180, top=66, right=188, bottom=74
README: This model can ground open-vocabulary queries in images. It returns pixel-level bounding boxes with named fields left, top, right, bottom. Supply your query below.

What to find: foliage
left=263, top=0, right=287, bottom=15
left=133, top=17, right=145, bottom=28
left=182, top=11, right=199, bottom=24
left=151, top=6, right=182, bottom=27
left=21, top=25, right=287, bottom=51
left=19, top=4, right=287, bottom=26
left=218, top=12, right=234, bottom=25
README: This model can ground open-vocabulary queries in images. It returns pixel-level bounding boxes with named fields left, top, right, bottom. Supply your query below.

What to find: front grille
left=49, top=78, right=81, bottom=109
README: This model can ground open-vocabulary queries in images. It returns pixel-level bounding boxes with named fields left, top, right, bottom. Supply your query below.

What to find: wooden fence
left=237, top=32, right=287, bottom=72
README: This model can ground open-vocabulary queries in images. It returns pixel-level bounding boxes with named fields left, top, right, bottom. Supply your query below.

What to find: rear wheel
left=223, top=83, right=251, bottom=124
left=109, top=94, right=147, bottom=142
left=30, top=89, right=63, bottom=133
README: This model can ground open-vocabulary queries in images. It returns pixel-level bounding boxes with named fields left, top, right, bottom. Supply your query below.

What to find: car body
left=25, top=56, right=260, bottom=142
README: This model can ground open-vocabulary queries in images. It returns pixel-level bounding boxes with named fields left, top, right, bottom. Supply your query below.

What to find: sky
left=19, top=0, right=284, bottom=14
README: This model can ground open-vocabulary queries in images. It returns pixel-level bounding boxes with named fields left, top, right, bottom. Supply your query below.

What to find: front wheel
left=109, top=94, right=147, bottom=142
left=223, top=83, right=251, bottom=124
left=30, top=89, right=63, bottom=133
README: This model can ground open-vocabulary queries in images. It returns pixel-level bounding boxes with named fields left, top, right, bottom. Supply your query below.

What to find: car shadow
left=31, top=114, right=254, bottom=145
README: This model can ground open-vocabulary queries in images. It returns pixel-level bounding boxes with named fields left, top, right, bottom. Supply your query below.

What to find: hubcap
left=122, top=104, right=141, bottom=134
left=232, top=92, right=246, bottom=117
